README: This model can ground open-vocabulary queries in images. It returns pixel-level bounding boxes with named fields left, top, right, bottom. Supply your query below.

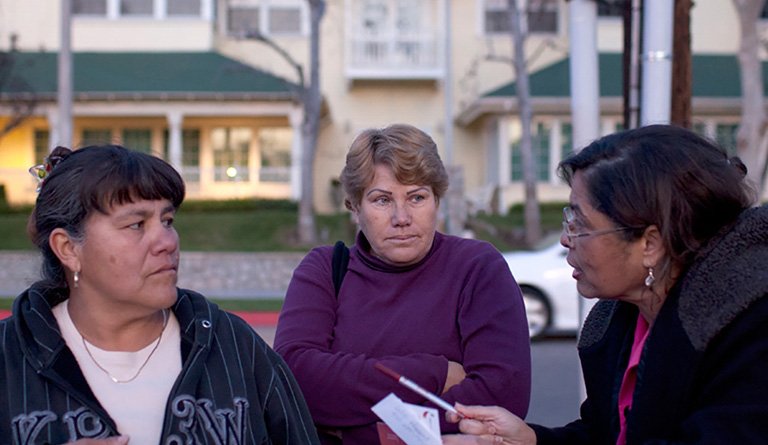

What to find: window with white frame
left=258, top=127, right=292, bottom=182
left=121, top=0, right=153, bottom=16
left=81, top=129, right=113, bottom=146
left=121, top=129, right=153, bottom=153
left=483, top=0, right=559, bottom=35
left=597, top=0, right=623, bottom=17
left=348, top=0, right=439, bottom=72
left=73, top=0, right=107, bottom=15
left=212, top=127, right=251, bottom=182
left=227, top=0, right=304, bottom=36
left=73, top=0, right=203, bottom=18
left=168, top=0, right=201, bottom=16
left=34, top=130, right=50, bottom=164
left=692, top=120, right=739, bottom=156
left=510, top=122, right=552, bottom=181
left=164, top=129, right=201, bottom=182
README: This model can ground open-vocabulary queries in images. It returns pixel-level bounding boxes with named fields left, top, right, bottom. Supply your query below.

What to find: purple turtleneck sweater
left=274, top=231, right=531, bottom=444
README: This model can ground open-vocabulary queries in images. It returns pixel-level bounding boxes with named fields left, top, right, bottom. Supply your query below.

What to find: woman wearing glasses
left=444, top=124, right=768, bottom=444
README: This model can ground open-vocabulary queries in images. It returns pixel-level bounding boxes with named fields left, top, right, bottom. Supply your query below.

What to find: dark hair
left=340, top=124, right=449, bottom=209
left=28, top=144, right=185, bottom=288
left=558, top=124, right=756, bottom=280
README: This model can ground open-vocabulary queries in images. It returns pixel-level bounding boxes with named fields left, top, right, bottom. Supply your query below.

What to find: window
left=168, top=0, right=201, bottom=16
left=164, top=129, right=201, bottom=182
left=212, top=127, right=251, bottom=182
left=227, top=0, right=304, bottom=36
left=73, top=0, right=107, bottom=15
left=483, top=0, right=558, bottom=35
left=692, top=121, right=738, bottom=156
left=510, top=122, right=551, bottom=181
left=560, top=122, right=573, bottom=160
left=81, top=129, right=113, bottom=146
left=73, top=0, right=204, bottom=18
left=347, top=0, right=439, bottom=74
left=121, top=0, right=153, bottom=16
left=258, top=127, right=292, bottom=182
left=597, top=0, right=623, bottom=18
left=122, top=129, right=152, bottom=154
left=715, top=123, right=738, bottom=156
left=34, top=130, right=50, bottom=164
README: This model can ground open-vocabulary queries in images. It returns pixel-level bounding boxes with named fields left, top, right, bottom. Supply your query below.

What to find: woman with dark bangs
left=0, top=145, right=319, bottom=445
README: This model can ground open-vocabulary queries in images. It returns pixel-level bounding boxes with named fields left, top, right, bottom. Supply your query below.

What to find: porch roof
left=457, top=53, right=756, bottom=125
left=0, top=51, right=299, bottom=102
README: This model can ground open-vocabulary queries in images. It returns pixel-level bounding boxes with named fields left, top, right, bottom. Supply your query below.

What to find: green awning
left=485, top=53, right=750, bottom=98
left=0, top=51, right=298, bottom=100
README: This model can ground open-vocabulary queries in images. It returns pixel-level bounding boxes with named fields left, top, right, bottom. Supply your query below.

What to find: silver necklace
left=80, top=309, right=169, bottom=384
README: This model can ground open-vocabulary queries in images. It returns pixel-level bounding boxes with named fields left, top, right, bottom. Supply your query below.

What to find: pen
left=374, top=362, right=464, bottom=418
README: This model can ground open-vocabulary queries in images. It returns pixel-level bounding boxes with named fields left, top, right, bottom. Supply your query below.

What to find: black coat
left=532, top=205, right=768, bottom=445
left=0, top=287, right=320, bottom=444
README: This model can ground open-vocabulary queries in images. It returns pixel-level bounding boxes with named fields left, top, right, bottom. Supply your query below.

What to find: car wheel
left=521, top=286, right=551, bottom=340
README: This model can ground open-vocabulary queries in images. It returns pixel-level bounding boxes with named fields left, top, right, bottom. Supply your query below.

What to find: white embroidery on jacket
left=11, top=407, right=109, bottom=444
left=166, top=395, right=250, bottom=445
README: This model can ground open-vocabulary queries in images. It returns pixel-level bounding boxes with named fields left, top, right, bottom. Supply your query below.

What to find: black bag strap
left=331, top=240, right=350, bottom=298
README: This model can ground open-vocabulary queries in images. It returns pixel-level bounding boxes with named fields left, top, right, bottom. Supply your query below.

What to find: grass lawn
left=0, top=297, right=283, bottom=312
left=0, top=199, right=565, bottom=252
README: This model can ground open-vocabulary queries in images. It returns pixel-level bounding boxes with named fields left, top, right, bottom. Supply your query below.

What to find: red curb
left=233, top=311, right=280, bottom=326
left=0, top=309, right=280, bottom=326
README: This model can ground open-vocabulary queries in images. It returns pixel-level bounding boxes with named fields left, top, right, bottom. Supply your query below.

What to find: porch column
left=288, top=108, right=303, bottom=201
left=166, top=111, right=183, bottom=171
left=46, top=110, right=59, bottom=149
left=496, top=115, right=512, bottom=213
left=549, top=119, right=562, bottom=185
left=498, top=115, right=511, bottom=188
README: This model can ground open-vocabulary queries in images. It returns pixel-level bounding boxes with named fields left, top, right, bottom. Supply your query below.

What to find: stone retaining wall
left=0, top=251, right=306, bottom=299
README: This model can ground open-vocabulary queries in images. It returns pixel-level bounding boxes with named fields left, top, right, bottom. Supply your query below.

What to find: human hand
left=66, top=436, right=129, bottom=445
left=443, top=360, right=467, bottom=394
left=444, top=404, right=536, bottom=445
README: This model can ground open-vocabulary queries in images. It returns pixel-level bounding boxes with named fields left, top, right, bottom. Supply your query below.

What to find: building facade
left=0, top=0, right=766, bottom=212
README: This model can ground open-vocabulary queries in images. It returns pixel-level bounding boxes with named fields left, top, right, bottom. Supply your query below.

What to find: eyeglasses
left=562, top=206, right=641, bottom=243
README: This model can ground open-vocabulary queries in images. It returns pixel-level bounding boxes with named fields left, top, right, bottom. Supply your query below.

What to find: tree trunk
left=508, top=0, right=541, bottom=247
left=297, top=0, right=326, bottom=245
left=733, top=0, right=768, bottom=193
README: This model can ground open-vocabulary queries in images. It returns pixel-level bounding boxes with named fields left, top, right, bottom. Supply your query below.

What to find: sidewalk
left=0, top=250, right=306, bottom=299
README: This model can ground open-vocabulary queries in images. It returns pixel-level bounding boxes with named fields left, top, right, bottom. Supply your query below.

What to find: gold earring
left=74, top=270, right=80, bottom=289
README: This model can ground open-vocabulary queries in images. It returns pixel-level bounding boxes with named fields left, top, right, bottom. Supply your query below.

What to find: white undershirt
left=53, top=299, right=182, bottom=443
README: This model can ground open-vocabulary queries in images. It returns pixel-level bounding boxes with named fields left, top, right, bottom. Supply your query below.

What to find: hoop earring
left=74, top=271, right=80, bottom=289
left=644, top=267, right=655, bottom=288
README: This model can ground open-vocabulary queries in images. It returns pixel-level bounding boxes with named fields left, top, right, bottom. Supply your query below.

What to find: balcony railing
left=346, top=34, right=443, bottom=80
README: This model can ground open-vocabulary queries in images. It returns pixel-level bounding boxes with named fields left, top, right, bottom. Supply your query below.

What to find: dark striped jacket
left=0, top=286, right=320, bottom=445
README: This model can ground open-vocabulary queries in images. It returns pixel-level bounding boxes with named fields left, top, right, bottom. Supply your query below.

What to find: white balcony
left=346, top=34, right=443, bottom=80
left=344, top=0, right=444, bottom=81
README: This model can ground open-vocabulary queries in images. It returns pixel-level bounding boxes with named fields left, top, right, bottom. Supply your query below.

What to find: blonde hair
left=339, top=124, right=449, bottom=209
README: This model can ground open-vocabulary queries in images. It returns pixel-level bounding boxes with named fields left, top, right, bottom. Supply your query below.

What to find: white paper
left=371, top=393, right=442, bottom=445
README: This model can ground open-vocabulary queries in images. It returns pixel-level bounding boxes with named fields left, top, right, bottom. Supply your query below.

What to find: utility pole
left=58, top=0, right=73, bottom=148
left=671, top=0, right=692, bottom=128
left=623, top=0, right=642, bottom=129
left=640, top=0, right=674, bottom=125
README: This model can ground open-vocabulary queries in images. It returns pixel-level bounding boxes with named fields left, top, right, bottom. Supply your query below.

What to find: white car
left=502, top=237, right=581, bottom=339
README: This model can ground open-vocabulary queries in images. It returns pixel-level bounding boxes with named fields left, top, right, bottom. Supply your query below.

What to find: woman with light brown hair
left=275, top=123, right=532, bottom=444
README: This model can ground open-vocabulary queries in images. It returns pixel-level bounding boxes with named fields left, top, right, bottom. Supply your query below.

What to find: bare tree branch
left=235, top=29, right=306, bottom=91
